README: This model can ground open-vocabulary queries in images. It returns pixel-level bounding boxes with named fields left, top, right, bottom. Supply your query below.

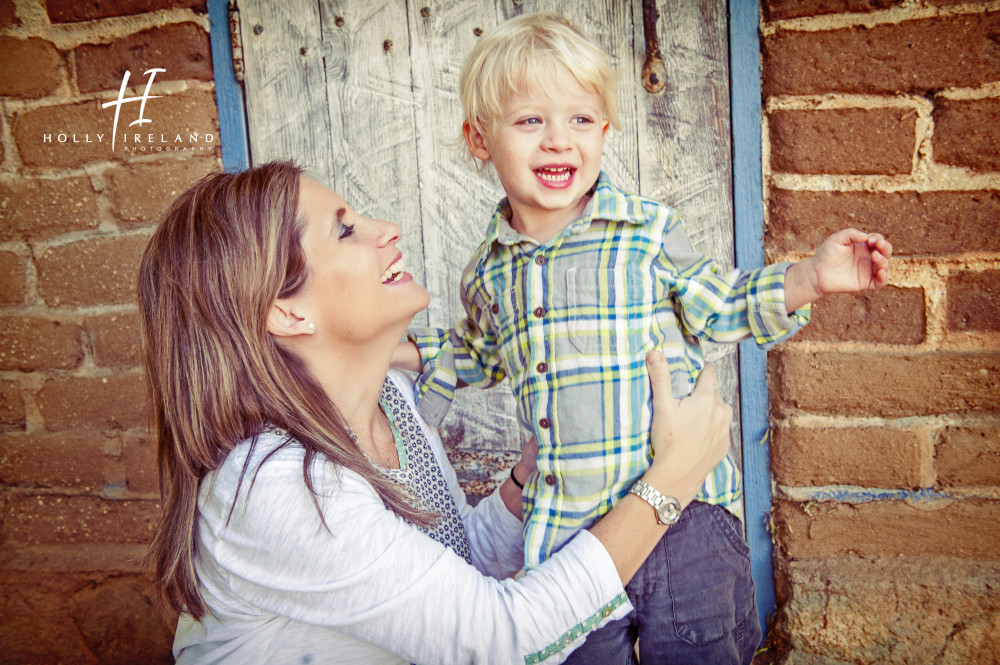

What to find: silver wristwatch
left=629, top=479, right=682, bottom=526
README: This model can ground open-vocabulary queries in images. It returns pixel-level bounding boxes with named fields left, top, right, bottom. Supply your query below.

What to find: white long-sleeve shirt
left=174, top=371, right=631, bottom=665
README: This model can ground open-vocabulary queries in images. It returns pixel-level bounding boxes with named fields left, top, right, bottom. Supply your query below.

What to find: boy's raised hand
left=784, top=228, right=893, bottom=312
left=812, top=228, right=892, bottom=293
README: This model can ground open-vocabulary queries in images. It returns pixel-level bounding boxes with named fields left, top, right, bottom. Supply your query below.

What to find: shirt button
left=536, top=362, right=547, bottom=373
left=545, top=474, right=556, bottom=486
left=539, top=417, right=551, bottom=429
left=534, top=255, right=547, bottom=266
left=490, top=303, right=499, bottom=314
left=602, top=607, right=613, bottom=618
left=533, top=306, right=545, bottom=318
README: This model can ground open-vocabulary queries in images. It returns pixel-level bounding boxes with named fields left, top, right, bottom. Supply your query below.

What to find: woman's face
left=292, top=176, right=429, bottom=345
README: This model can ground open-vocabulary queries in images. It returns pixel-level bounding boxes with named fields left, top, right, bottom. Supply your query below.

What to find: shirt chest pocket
left=565, top=266, right=644, bottom=355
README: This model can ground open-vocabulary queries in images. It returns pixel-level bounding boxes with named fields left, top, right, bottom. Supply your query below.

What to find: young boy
left=396, top=13, right=892, bottom=664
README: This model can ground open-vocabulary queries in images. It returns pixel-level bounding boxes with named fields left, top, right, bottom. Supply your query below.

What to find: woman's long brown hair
left=138, top=162, right=435, bottom=620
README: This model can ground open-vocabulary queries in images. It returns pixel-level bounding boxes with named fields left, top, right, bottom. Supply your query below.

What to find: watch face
left=656, top=496, right=682, bottom=525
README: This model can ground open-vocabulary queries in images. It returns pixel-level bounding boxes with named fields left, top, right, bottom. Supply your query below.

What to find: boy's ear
left=601, top=119, right=610, bottom=138
left=266, top=301, right=313, bottom=338
left=463, top=121, right=491, bottom=161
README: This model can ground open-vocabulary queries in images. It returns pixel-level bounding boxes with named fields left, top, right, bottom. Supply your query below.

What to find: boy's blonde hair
left=459, top=12, right=620, bottom=143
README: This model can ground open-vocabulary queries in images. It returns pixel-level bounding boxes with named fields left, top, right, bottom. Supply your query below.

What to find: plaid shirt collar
left=483, top=171, right=647, bottom=256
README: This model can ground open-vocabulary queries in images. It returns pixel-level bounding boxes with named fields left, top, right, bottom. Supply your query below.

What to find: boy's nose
left=541, top=124, right=570, bottom=151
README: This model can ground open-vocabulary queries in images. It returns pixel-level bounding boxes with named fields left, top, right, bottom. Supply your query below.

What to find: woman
left=139, top=161, right=732, bottom=664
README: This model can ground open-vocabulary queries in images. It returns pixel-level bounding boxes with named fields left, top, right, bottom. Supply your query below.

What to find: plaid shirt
left=409, top=172, right=809, bottom=568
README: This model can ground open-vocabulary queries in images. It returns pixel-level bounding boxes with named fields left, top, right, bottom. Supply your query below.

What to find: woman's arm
left=590, top=351, right=731, bottom=583
left=202, top=355, right=730, bottom=664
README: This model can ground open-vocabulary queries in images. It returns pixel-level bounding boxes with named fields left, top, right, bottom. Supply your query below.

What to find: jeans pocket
left=666, top=504, right=749, bottom=646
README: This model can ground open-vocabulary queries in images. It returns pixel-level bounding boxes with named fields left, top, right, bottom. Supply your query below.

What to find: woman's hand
left=590, top=351, right=733, bottom=584
left=513, top=435, right=538, bottom=485
left=644, top=351, right=732, bottom=508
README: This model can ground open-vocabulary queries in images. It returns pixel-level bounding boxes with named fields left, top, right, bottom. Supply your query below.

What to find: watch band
left=629, top=479, right=682, bottom=526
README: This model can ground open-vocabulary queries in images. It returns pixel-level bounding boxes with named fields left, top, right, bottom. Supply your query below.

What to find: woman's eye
left=339, top=223, right=355, bottom=240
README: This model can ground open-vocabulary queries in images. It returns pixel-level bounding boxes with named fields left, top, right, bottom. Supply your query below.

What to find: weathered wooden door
left=236, top=0, right=740, bottom=496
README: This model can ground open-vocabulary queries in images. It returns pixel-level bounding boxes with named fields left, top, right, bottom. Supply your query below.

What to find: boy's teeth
left=536, top=167, right=572, bottom=182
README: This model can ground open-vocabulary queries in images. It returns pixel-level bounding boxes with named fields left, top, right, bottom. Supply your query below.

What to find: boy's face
left=466, top=64, right=608, bottom=235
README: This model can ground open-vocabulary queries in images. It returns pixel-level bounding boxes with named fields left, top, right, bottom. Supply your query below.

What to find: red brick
left=13, top=90, right=220, bottom=169
left=123, top=434, right=158, bottom=494
left=0, top=432, right=113, bottom=490
left=763, top=13, right=1000, bottom=96
left=110, top=157, right=218, bottom=224
left=48, top=0, right=205, bottom=23
left=0, top=316, right=83, bottom=371
left=0, top=36, right=63, bottom=98
left=37, top=373, right=146, bottom=430
left=68, top=575, right=174, bottom=664
left=75, top=23, right=213, bottom=94
left=0, top=176, right=99, bottom=242
left=0, top=251, right=26, bottom=304
left=947, top=270, right=1000, bottom=333
left=0, top=380, right=25, bottom=430
left=0, top=2, right=21, bottom=28
left=2, top=494, right=159, bottom=545
left=774, top=498, right=1000, bottom=559
left=795, top=286, right=925, bottom=344
left=0, top=571, right=100, bottom=665
left=764, top=0, right=902, bottom=21
left=781, top=558, right=1000, bottom=664
left=769, top=108, right=915, bottom=175
left=767, top=189, right=1000, bottom=257
left=937, top=425, right=1000, bottom=487
left=88, top=311, right=141, bottom=368
left=933, top=97, right=1000, bottom=172
left=769, top=350, right=1000, bottom=417
left=36, top=234, right=149, bottom=307
left=772, top=425, right=928, bottom=488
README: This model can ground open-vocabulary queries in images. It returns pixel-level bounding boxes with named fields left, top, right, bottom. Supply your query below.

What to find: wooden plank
left=238, top=0, right=333, bottom=183
left=407, top=0, right=522, bottom=469
left=320, top=0, right=425, bottom=290
left=730, top=0, right=778, bottom=636
left=631, top=0, right=743, bottom=465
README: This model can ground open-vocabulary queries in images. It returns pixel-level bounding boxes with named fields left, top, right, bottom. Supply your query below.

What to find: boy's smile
left=465, top=64, right=609, bottom=244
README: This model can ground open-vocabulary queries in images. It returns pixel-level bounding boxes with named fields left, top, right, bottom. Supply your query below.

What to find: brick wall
left=0, top=0, right=219, bottom=662
left=761, top=2, right=1000, bottom=663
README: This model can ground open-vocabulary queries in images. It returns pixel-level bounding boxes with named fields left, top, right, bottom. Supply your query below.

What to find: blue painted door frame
left=206, top=0, right=776, bottom=636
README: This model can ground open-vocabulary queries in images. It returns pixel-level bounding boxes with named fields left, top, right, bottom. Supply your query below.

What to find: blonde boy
left=398, top=13, right=891, bottom=664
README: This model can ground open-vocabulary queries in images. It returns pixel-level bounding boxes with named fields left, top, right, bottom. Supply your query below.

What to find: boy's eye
left=572, top=115, right=595, bottom=125
left=517, top=117, right=542, bottom=126
left=339, top=223, right=355, bottom=240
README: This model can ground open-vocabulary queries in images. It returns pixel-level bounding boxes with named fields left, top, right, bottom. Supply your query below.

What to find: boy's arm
left=399, top=269, right=507, bottom=428
left=783, top=228, right=893, bottom=312
left=659, top=207, right=809, bottom=348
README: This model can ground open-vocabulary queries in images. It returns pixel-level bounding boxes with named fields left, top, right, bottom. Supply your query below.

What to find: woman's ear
left=463, top=121, right=491, bottom=161
left=266, top=301, right=314, bottom=337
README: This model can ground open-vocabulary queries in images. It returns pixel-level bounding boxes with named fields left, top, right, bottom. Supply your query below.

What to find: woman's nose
left=371, top=218, right=401, bottom=247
